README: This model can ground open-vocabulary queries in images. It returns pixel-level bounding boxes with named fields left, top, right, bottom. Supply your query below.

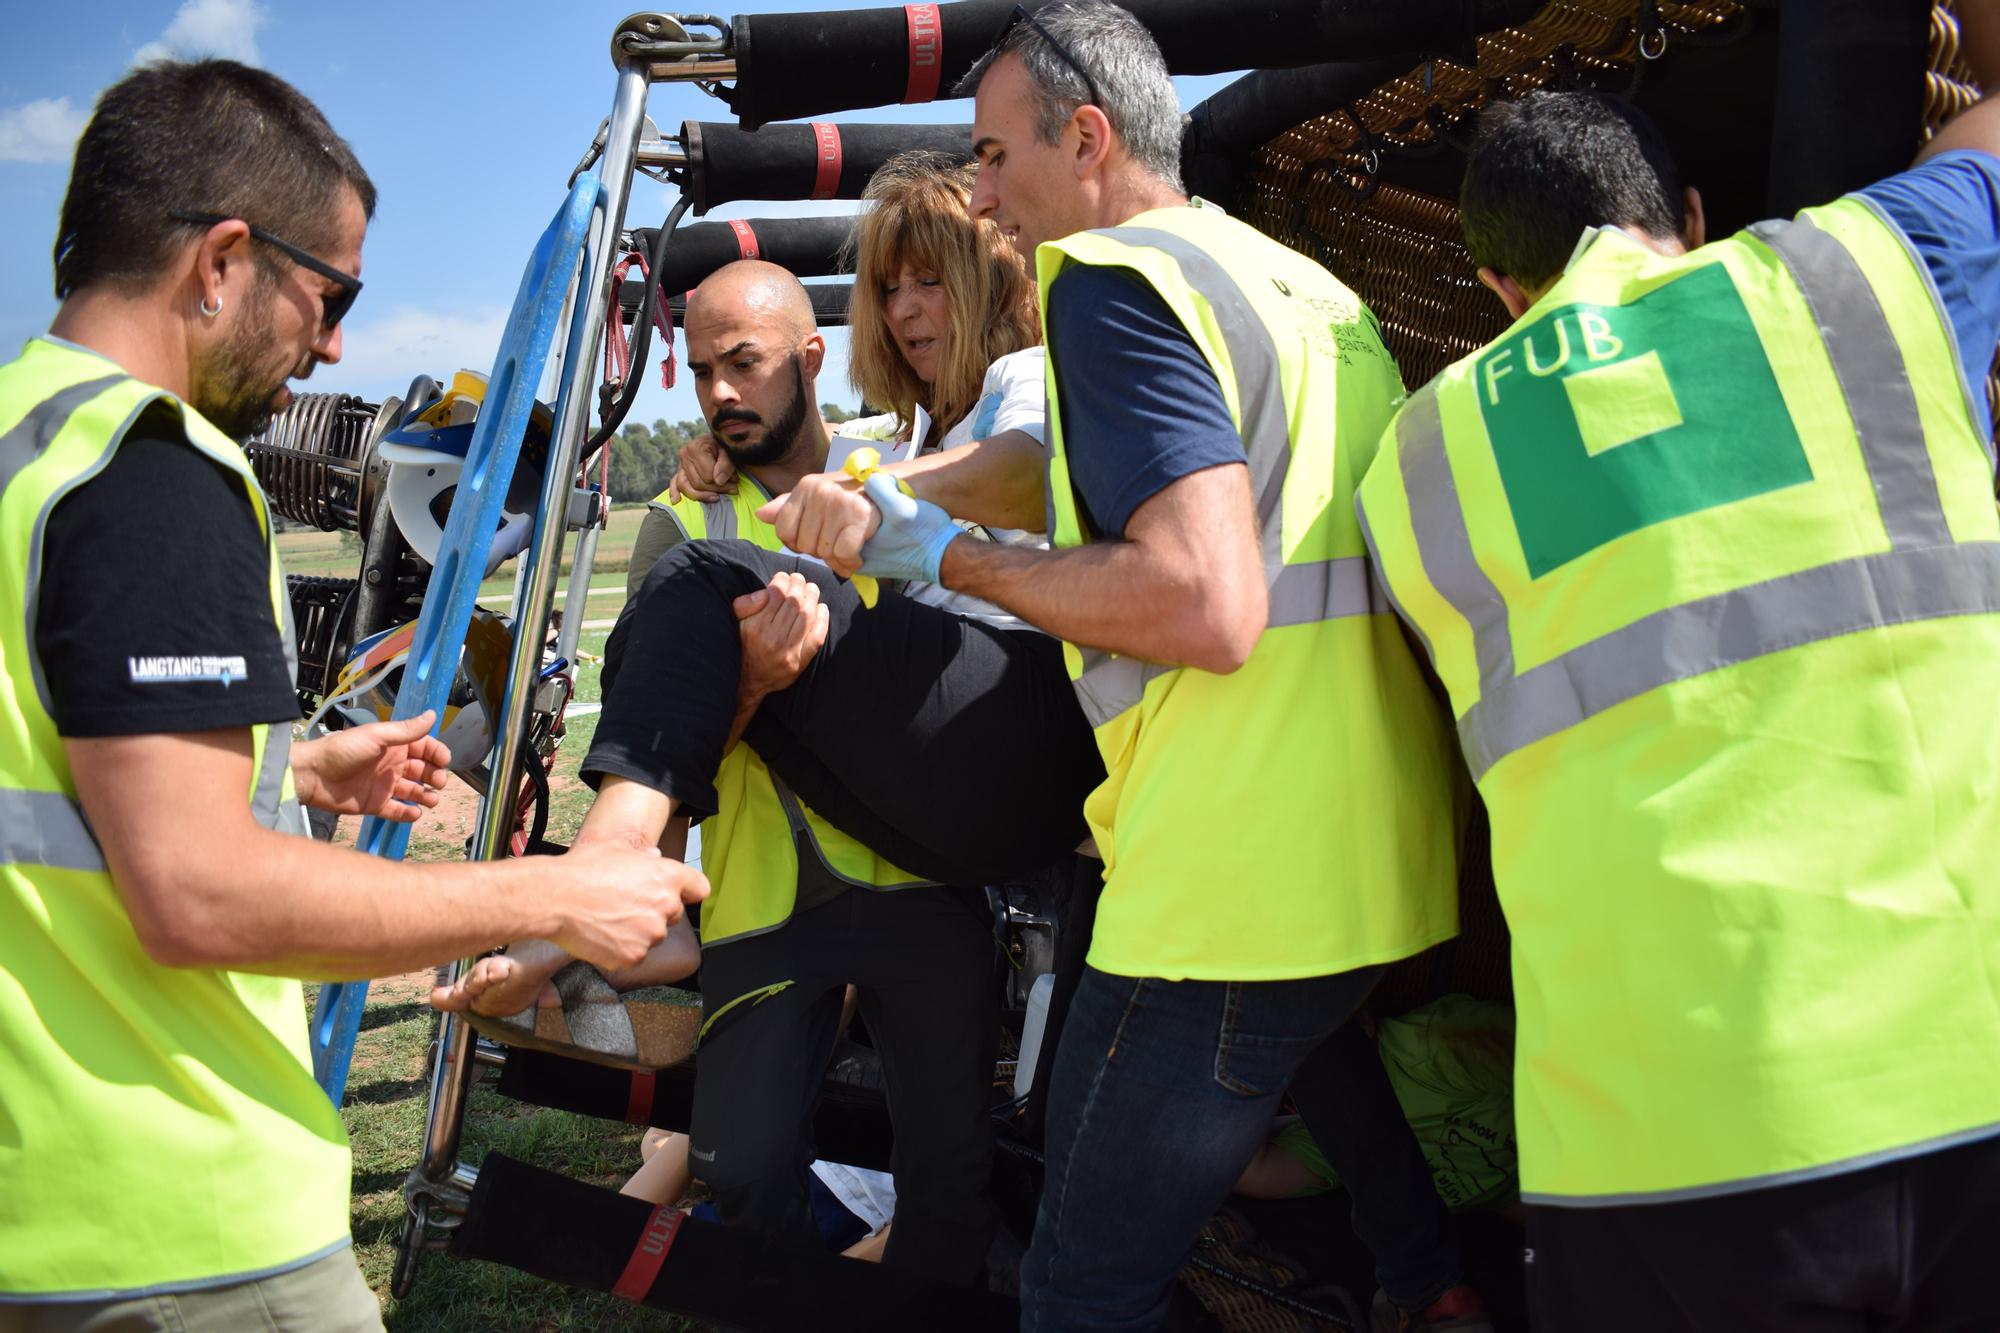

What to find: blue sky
left=1, top=0, right=1240, bottom=435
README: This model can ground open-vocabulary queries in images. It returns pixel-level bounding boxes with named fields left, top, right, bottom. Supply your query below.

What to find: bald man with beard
left=622, top=261, right=839, bottom=605
left=435, top=261, right=1102, bottom=1283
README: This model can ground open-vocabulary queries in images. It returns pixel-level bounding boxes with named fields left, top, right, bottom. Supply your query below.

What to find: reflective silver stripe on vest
left=1356, top=501, right=1436, bottom=667
left=1070, top=562, right=1375, bottom=724
left=20, top=384, right=172, bottom=717
left=1457, top=541, right=2000, bottom=778
left=1397, top=390, right=1513, bottom=695
left=251, top=719, right=306, bottom=836
left=0, top=374, right=124, bottom=494
left=1750, top=216, right=1952, bottom=549
left=261, top=588, right=308, bottom=837
left=1401, top=224, right=1993, bottom=780
left=1847, top=193, right=1998, bottom=474
left=1092, top=227, right=1293, bottom=566
left=1269, top=556, right=1383, bottom=627
left=1060, top=227, right=1381, bottom=726
left=0, top=788, right=107, bottom=871
left=770, top=776, right=934, bottom=894
left=1069, top=648, right=1168, bottom=729
left=703, top=497, right=738, bottom=541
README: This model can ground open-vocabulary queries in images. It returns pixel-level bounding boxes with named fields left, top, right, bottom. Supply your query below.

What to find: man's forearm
left=890, top=429, right=1046, bottom=530
left=935, top=462, right=1268, bottom=673
left=112, top=825, right=566, bottom=980
left=940, top=536, right=1256, bottom=673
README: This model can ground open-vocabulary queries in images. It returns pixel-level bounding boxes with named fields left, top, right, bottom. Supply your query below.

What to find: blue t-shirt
left=1855, top=148, right=2000, bottom=438
left=1044, top=264, right=1243, bottom=539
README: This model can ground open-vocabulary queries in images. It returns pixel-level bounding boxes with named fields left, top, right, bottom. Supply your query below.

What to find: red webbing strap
left=604, top=253, right=640, bottom=385
left=809, top=122, right=843, bottom=200
left=625, top=1070, right=657, bottom=1124
left=728, top=219, right=760, bottom=260
left=611, top=1205, right=684, bottom=1302
left=604, top=250, right=678, bottom=391
left=903, top=4, right=943, bottom=103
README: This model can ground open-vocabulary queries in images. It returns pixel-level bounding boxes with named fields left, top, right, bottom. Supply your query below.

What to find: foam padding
left=681, top=121, right=974, bottom=213
left=726, top=0, right=1544, bottom=127
left=633, top=215, right=859, bottom=296
left=494, top=1048, right=898, bottom=1171
left=454, top=1153, right=1016, bottom=1329
left=466, top=985, right=700, bottom=1073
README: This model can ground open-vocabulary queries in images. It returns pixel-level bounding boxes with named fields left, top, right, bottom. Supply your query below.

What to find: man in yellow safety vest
left=1355, top=58, right=2000, bottom=1331
left=0, top=59, right=701, bottom=1329
left=774, top=4, right=1479, bottom=1326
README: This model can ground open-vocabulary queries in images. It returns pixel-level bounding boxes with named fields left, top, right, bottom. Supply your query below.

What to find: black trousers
left=593, top=539, right=1105, bottom=886
left=1288, top=1020, right=1464, bottom=1310
left=1526, top=1132, right=2000, bottom=1331
left=688, top=885, right=1000, bottom=1287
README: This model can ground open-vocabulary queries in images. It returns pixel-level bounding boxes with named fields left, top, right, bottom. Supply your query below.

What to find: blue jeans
left=1021, top=964, right=1386, bottom=1332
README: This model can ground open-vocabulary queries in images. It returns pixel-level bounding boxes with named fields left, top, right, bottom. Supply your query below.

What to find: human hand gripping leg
left=430, top=777, right=705, bottom=1016
left=723, top=570, right=829, bottom=751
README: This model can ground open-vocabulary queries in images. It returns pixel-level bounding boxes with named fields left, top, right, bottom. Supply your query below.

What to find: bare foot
left=429, top=948, right=564, bottom=1016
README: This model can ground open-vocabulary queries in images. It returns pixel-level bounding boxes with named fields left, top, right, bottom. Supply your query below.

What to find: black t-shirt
left=35, top=405, right=300, bottom=738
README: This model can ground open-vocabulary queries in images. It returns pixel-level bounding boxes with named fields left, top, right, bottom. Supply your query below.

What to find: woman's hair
left=845, top=151, right=1041, bottom=435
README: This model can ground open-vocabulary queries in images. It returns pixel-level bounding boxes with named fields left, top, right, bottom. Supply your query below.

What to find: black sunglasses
left=1003, top=4, right=1104, bottom=111
left=169, top=208, right=363, bottom=331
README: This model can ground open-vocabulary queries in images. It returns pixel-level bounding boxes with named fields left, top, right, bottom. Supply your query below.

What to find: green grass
left=334, top=707, right=697, bottom=1330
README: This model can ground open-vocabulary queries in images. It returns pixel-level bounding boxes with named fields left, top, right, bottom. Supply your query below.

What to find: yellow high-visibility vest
left=0, top=338, right=348, bottom=1297
left=1357, top=197, right=2000, bottom=1204
left=1037, top=202, right=1466, bottom=982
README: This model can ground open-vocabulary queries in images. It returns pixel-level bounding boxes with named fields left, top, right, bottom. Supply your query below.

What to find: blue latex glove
left=858, top=471, right=961, bottom=583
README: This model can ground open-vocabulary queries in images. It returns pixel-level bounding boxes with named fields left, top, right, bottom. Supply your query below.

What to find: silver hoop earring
left=200, top=295, right=223, bottom=318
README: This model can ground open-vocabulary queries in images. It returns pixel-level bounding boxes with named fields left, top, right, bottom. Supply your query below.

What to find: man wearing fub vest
left=0, top=60, right=699, bottom=1329
left=1355, top=69, right=2000, bottom=1330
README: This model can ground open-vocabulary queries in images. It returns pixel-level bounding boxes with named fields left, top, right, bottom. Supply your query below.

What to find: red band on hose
left=809, top=122, right=843, bottom=200
left=612, top=1205, right=683, bottom=1302
left=903, top=4, right=943, bottom=103
left=625, top=1070, right=656, bottom=1124
left=728, top=219, right=760, bottom=259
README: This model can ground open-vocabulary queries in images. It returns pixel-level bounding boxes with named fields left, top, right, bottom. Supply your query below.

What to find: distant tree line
left=608, top=417, right=707, bottom=503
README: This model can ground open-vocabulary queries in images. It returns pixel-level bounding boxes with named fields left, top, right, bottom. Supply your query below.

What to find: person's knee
left=638, top=536, right=772, bottom=602
left=689, top=1136, right=802, bottom=1217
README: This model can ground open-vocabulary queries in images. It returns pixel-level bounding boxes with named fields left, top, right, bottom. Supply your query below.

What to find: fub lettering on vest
left=1475, top=264, right=1811, bottom=578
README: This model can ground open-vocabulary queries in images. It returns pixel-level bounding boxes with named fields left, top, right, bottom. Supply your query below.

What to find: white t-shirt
left=808, top=1160, right=897, bottom=1235
left=824, top=347, right=1049, bottom=633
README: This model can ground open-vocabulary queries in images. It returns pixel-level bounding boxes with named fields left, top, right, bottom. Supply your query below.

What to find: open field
left=275, top=503, right=654, bottom=594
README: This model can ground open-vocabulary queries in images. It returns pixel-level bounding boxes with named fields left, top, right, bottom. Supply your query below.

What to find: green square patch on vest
left=1476, top=262, right=1812, bottom=577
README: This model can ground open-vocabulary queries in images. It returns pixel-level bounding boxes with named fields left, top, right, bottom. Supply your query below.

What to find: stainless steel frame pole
left=415, top=57, right=653, bottom=1182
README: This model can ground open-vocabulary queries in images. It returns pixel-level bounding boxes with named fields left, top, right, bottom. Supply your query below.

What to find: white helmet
left=378, top=369, right=550, bottom=573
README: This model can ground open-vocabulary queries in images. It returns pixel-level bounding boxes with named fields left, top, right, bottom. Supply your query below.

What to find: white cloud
left=0, top=96, right=87, bottom=164
left=330, top=305, right=509, bottom=401
left=133, top=0, right=269, bottom=66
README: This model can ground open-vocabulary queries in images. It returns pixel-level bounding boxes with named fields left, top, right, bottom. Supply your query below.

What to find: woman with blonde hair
left=843, top=149, right=1041, bottom=449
